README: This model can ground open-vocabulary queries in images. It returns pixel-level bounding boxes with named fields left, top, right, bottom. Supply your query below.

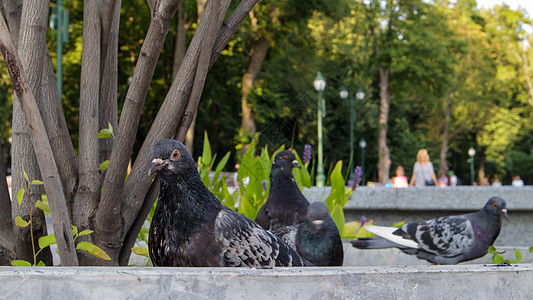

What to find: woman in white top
left=409, top=149, right=438, bottom=187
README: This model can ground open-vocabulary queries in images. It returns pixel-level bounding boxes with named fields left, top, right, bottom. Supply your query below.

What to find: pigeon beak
left=501, top=208, right=508, bottom=219
left=292, top=160, right=301, bottom=169
left=312, top=219, right=324, bottom=230
left=149, top=158, right=168, bottom=176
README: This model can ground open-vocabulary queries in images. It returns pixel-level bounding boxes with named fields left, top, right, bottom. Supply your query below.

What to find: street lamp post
left=340, top=87, right=364, bottom=180
left=314, top=72, right=326, bottom=187
left=359, top=138, right=367, bottom=185
left=468, top=147, right=476, bottom=185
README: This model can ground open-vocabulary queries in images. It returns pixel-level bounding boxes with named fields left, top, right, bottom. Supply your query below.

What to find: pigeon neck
left=471, top=210, right=502, bottom=245
left=158, top=172, right=221, bottom=224
left=270, top=168, right=300, bottom=194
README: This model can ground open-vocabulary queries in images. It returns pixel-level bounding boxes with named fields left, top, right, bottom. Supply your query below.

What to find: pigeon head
left=149, top=139, right=196, bottom=178
left=306, top=202, right=331, bottom=231
left=483, top=196, right=508, bottom=219
left=272, top=150, right=301, bottom=171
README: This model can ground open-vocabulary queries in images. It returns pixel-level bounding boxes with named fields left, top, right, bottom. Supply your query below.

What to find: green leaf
left=341, top=221, right=361, bottom=240
left=14, top=216, right=29, bottom=227
left=36, top=200, right=50, bottom=215
left=487, top=246, right=496, bottom=254
left=507, top=259, right=517, bottom=264
left=16, top=189, right=24, bottom=206
left=392, top=221, right=406, bottom=228
left=201, top=131, right=212, bottom=167
left=529, top=246, right=533, bottom=253
left=213, top=151, right=231, bottom=183
left=31, top=180, right=44, bottom=185
left=100, top=160, right=109, bottom=170
left=79, top=229, right=94, bottom=237
left=131, top=247, right=150, bottom=258
left=237, top=140, right=256, bottom=182
left=324, top=161, right=345, bottom=209
left=330, top=203, right=345, bottom=236
left=515, top=249, right=523, bottom=262
left=71, top=225, right=78, bottom=236
left=23, top=170, right=29, bottom=182
left=76, top=241, right=111, bottom=260
left=37, top=260, right=46, bottom=266
left=292, top=151, right=311, bottom=188
left=98, top=128, right=113, bottom=139
left=11, top=260, right=32, bottom=266
left=492, top=254, right=504, bottom=264
left=38, top=234, right=57, bottom=249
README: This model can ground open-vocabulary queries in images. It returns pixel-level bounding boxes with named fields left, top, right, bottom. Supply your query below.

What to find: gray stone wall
left=303, top=186, right=533, bottom=246
left=1, top=265, right=531, bottom=299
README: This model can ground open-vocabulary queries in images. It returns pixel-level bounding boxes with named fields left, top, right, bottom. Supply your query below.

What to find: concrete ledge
left=1, top=265, right=531, bottom=299
left=303, top=186, right=533, bottom=246
left=303, top=186, right=533, bottom=210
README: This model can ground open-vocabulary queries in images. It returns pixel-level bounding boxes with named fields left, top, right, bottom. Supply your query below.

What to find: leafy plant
left=488, top=246, right=533, bottom=264
left=12, top=172, right=111, bottom=266
left=197, top=132, right=236, bottom=211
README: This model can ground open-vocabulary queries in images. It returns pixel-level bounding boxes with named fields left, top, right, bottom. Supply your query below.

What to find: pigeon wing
left=214, top=208, right=310, bottom=267
left=409, top=216, right=475, bottom=257
left=271, top=225, right=298, bottom=249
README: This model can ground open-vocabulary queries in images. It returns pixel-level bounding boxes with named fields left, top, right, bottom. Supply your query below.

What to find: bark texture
left=0, top=12, right=78, bottom=266
left=377, top=67, right=391, bottom=184
left=73, top=0, right=102, bottom=264
left=10, top=0, right=52, bottom=265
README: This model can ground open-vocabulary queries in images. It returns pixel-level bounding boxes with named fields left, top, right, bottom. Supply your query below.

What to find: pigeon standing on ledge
left=273, top=202, right=344, bottom=266
left=255, top=150, right=310, bottom=230
left=148, top=139, right=312, bottom=267
left=351, top=197, right=508, bottom=264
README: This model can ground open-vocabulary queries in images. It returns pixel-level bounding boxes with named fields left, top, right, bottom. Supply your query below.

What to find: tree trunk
left=0, top=142, right=14, bottom=265
left=73, top=0, right=102, bottom=264
left=478, top=148, right=485, bottom=184
left=98, top=0, right=120, bottom=163
left=377, top=67, right=391, bottom=184
left=438, top=91, right=451, bottom=175
left=0, top=12, right=78, bottom=266
left=10, top=0, right=52, bottom=265
left=171, top=1, right=187, bottom=80
left=183, top=0, right=209, bottom=154
left=95, top=0, right=182, bottom=265
left=118, top=0, right=234, bottom=265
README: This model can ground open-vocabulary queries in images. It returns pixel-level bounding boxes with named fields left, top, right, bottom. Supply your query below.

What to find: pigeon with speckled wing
left=148, top=139, right=312, bottom=267
left=351, top=197, right=507, bottom=264
left=273, top=202, right=344, bottom=266
left=255, top=150, right=310, bottom=231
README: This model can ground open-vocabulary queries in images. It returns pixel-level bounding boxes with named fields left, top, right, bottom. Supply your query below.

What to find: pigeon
left=148, top=139, right=312, bottom=267
left=351, top=197, right=508, bottom=264
left=255, top=150, right=310, bottom=230
left=272, top=202, right=344, bottom=266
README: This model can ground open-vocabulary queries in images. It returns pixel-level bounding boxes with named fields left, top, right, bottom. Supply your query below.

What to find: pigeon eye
left=492, top=202, right=497, bottom=207
left=282, top=155, right=288, bottom=160
left=172, top=150, right=180, bottom=159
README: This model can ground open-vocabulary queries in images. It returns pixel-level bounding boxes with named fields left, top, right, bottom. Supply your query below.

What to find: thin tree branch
left=209, top=0, right=261, bottom=69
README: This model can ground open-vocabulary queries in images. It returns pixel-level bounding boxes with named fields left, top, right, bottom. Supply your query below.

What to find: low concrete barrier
left=303, top=186, right=533, bottom=246
left=1, top=265, right=531, bottom=299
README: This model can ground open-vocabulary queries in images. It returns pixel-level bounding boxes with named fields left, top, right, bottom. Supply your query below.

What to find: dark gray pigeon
left=351, top=197, right=507, bottom=264
left=272, top=202, right=344, bottom=266
left=148, top=139, right=312, bottom=267
left=255, top=150, right=310, bottom=230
